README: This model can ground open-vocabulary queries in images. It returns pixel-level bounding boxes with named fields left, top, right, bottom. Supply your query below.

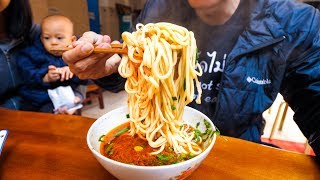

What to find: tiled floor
left=81, top=90, right=311, bottom=154
left=81, top=90, right=127, bottom=119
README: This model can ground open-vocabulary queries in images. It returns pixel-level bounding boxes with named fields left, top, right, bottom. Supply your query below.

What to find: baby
left=17, top=15, right=87, bottom=114
left=41, top=15, right=76, bottom=83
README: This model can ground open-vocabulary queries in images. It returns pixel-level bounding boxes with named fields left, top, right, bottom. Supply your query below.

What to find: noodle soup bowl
left=87, top=106, right=217, bottom=180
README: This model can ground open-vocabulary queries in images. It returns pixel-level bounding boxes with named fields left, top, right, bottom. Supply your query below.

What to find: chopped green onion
left=206, top=129, right=212, bottom=135
left=193, top=129, right=202, bottom=142
left=98, top=135, right=105, bottom=142
left=204, top=120, right=211, bottom=128
left=202, top=129, right=212, bottom=141
left=172, top=96, right=177, bottom=101
left=126, top=114, right=130, bottom=118
left=196, top=122, right=200, bottom=128
left=183, top=79, right=186, bottom=91
left=180, top=153, right=187, bottom=159
left=171, top=105, right=176, bottom=110
left=109, top=149, right=114, bottom=155
left=114, top=127, right=129, bottom=137
left=214, top=128, right=221, bottom=136
left=156, top=154, right=170, bottom=161
left=104, top=143, right=113, bottom=154
left=188, top=153, right=195, bottom=158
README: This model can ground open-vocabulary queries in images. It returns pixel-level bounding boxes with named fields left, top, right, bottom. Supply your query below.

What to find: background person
left=62, top=0, right=320, bottom=156
left=0, top=0, right=38, bottom=110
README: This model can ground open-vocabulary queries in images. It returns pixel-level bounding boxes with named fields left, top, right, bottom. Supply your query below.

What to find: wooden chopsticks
left=50, top=44, right=127, bottom=54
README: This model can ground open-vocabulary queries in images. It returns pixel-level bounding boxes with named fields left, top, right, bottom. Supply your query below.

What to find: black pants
left=20, top=101, right=54, bottom=113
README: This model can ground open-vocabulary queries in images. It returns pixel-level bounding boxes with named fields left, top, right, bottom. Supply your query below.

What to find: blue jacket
left=17, top=36, right=87, bottom=107
left=0, top=25, right=40, bottom=109
left=132, top=0, right=320, bottom=155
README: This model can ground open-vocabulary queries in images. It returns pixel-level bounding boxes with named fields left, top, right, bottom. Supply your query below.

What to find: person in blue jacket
left=17, top=15, right=87, bottom=113
left=62, top=0, right=320, bottom=156
left=0, top=0, right=38, bottom=110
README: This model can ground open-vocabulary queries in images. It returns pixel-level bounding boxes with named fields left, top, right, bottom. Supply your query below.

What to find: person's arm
left=279, top=3, right=320, bottom=156
left=62, top=32, right=117, bottom=79
left=94, top=73, right=125, bottom=93
left=17, top=48, right=51, bottom=88
left=62, top=32, right=125, bottom=91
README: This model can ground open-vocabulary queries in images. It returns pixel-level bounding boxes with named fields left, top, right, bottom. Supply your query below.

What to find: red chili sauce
left=99, top=122, right=197, bottom=166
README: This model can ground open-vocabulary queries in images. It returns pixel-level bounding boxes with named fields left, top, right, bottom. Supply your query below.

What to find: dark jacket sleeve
left=94, top=73, right=125, bottom=93
left=17, top=47, right=51, bottom=88
left=280, top=3, right=320, bottom=156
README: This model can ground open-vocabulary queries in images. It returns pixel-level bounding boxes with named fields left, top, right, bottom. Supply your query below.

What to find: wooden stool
left=76, top=84, right=105, bottom=115
left=83, top=84, right=105, bottom=109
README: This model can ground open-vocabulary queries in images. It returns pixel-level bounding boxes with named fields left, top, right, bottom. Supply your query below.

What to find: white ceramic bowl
left=87, top=106, right=216, bottom=180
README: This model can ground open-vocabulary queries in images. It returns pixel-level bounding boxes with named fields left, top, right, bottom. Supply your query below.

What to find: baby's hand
left=44, top=65, right=61, bottom=82
left=57, top=66, right=74, bottom=81
left=57, top=106, right=69, bottom=114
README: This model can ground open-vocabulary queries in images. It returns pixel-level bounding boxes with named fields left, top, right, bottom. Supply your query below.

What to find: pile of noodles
left=119, top=22, right=203, bottom=155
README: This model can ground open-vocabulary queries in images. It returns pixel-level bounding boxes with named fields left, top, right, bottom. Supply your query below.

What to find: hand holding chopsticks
left=62, top=32, right=124, bottom=80
left=51, top=44, right=127, bottom=55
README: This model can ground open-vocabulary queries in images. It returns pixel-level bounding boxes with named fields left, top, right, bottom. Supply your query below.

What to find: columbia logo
left=246, top=76, right=271, bottom=85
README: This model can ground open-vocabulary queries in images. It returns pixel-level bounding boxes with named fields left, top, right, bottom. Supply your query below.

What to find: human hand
left=43, top=65, right=61, bottom=83
left=56, top=106, right=69, bottom=114
left=57, top=66, right=74, bottom=82
left=62, top=31, right=122, bottom=79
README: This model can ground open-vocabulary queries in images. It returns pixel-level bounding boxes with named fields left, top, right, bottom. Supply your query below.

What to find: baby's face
left=41, top=17, right=75, bottom=56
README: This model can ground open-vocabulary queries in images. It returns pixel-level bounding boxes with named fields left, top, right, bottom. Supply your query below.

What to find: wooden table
left=0, top=108, right=319, bottom=179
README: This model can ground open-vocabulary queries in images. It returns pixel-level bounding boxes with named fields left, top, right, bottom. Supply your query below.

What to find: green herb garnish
left=214, top=128, right=221, bottom=136
left=172, top=96, right=177, bottom=101
left=171, top=105, right=176, bottom=110
left=204, top=119, right=211, bottom=128
left=188, top=153, right=195, bottom=158
left=126, top=114, right=130, bottom=118
left=98, top=134, right=105, bottom=142
left=104, top=143, right=113, bottom=155
left=156, top=154, right=170, bottom=161
left=196, top=122, right=200, bottom=128
left=109, top=149, right=114, bottom=155
left=193, top=129, right=202, bottom=142
left=114, top=127, right=129, bottom=137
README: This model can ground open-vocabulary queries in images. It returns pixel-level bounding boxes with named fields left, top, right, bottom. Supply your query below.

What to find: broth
left=99, top=122, right=200, bottom=166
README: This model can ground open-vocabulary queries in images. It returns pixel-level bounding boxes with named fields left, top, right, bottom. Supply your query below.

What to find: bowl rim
left=86, top=106, right=217, bottom=170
